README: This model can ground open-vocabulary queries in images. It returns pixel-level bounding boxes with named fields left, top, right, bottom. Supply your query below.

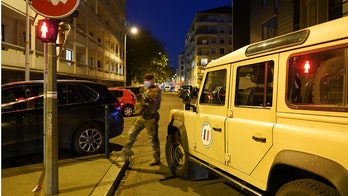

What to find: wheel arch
left=167, top=119, right=189, bottom=152
left=267, top=150, right=348, bottom=195
left=167, top=118, right=209, bottom=180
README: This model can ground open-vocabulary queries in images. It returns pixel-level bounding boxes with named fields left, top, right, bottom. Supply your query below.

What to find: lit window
left=66, top=49, right=72, bottom=65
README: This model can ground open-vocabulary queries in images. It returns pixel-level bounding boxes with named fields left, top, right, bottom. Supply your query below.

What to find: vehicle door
left=226, top=56, right=277, bottom=175
left=193, top=67, right=230, bottom=165
left=56, top=83, right=101, bottom=145
left=1, top=84, right=44, bottom=157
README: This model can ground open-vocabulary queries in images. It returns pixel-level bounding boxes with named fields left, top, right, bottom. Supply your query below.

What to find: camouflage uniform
left=121, top=84, right=162, bottom=163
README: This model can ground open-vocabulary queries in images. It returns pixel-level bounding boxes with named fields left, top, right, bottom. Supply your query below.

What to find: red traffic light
left=36, top=19, right=58, bottom=43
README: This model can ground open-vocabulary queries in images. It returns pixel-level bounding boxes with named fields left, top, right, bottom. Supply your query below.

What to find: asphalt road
left=111, top=93, right=245, bottom=196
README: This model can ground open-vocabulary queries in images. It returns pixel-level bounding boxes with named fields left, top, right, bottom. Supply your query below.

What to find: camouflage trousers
left=122, top=112, right=160, bottom=161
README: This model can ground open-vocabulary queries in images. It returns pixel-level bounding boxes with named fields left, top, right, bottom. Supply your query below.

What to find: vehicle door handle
left=252, top=135, right=266, bottom=143
left=213, top=127, right=222, bottom=132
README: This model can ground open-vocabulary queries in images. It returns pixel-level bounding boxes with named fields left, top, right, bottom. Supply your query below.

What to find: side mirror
left=183, top=90, right=197, bottom=112
left=183, top=89, right=191, bottom=104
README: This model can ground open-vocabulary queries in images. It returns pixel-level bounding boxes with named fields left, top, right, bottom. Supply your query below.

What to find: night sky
left=126, top=0, right=231, bottom=69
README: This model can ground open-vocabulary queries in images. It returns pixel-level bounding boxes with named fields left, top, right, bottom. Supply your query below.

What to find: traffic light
left=36, top=19, right=58, bottom=43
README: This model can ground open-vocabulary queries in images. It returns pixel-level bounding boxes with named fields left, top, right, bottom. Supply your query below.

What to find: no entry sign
left=30, top=0, right=80, bottom=18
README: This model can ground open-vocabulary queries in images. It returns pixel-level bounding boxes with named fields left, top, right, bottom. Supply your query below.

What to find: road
left=111, top=93, right=245, bottom=196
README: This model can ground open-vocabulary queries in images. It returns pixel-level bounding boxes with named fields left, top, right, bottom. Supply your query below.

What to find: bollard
left=104, top=105, right=109, bottom=158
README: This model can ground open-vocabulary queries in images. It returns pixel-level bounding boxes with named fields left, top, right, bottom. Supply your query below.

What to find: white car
left=164, top=85, right=171, bottom=92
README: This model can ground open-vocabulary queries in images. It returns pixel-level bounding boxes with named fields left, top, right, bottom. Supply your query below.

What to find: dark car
left=108, top=88, right=136, bottom=117
left=1, top=80, right=124, bottom=158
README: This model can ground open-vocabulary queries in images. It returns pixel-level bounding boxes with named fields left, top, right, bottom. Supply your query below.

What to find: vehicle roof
left=108, top=87, right=136, bottom=95
left=108, top=87, right=127, bottom=90
left=207, top=16, right=348, bottom=68
left=2, top=79, right=102, bottom=87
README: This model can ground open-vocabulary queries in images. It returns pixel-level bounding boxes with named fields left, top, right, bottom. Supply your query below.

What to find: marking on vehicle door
left=201, top=122, right=212, bottom=148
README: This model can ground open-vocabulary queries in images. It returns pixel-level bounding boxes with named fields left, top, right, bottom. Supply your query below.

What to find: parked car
left=163, top=85, right=171, bottom=92
left=116, top=86, right=142, bottom=98
left=108, top=88, right=136, bottom=117
left=1, top=80, right=124, bottom=158
left=178, top=85, right=192, bottom=98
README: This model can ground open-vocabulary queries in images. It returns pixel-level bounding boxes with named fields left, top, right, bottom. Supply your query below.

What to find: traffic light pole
left=44, top=42, right=58, bottom=195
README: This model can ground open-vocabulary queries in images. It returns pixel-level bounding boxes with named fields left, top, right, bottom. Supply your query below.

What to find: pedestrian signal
left=36, top=19, right=58, bottom=43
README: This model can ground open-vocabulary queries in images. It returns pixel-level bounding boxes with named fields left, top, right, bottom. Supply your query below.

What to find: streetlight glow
left=130, top=27, right=138, bottom=34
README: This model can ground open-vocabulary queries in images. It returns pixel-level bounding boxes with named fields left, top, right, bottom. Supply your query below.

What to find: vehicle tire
left=165, top=131, right=189, bottom=179
left=73, top=123, right=104, bottom=156
left=276, top=179, right=339, bottom=196
left=122, top=105, right=134, bottom=117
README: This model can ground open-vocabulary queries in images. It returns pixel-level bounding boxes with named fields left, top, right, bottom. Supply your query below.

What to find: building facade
left=1, top=0, right=126, bottom=86
left=250, top=0, right=348, bottom=43
left=183, top=6, right=233, bottom=87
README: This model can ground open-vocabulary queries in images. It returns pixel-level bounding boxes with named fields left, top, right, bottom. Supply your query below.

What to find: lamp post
left=124, top=26, right=138, bottom=86
left=25, top=0, right=30, bottom=81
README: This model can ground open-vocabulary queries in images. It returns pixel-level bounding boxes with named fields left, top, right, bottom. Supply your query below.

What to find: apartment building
left=183, top=6, right=233, bottom=87
left=249, top=0, right=348, bottom=43
left=1, top=0, right=126, bottom=86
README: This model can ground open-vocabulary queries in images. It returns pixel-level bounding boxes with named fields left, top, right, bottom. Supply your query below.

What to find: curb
left=106, top=159, right=130, bottom=196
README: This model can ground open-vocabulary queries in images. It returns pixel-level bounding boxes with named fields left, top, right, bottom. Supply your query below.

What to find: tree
left=126, top=29, right=171, bottom=85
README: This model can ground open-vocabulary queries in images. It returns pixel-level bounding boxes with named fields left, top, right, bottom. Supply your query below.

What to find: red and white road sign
left=30, top=0, right=80, bottom=19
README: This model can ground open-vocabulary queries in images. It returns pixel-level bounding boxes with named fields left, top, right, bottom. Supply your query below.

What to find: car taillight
left=113, top=102, right=120, bottom=108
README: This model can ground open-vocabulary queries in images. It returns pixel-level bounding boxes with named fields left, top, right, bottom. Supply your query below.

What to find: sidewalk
left=1, top=152, right=129, bottom=196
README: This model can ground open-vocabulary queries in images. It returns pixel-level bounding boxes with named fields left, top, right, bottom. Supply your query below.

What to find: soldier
left=117, top=73, right=162, bottom=166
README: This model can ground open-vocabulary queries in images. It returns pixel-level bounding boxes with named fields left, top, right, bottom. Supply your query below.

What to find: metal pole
left=124, top=32, right=127, bottom=86
left=105, top=105, right=109, bottom=158
left=25, top=0, right=30, bottom=81
left=45, top=43, right=58, bottom=195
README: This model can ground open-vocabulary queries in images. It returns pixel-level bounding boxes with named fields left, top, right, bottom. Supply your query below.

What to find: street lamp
left=124, top=26, right=138, bottom=86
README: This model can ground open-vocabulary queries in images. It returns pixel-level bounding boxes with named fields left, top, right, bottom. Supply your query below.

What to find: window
left=2, top=84, right=44, bottom=111
left=219, top=26, right=225, bottom=34
left=220, top=38, right=225, bottom=44
left=300, top=0, right=327, bottom=28
left=235, top=61, right=274, bottom=107
left=200, top=69, right=227, bottom=105
left=287, top=47, right=348, bottom=111
left=220, top=48, right=225, bottom=54
left=88, top=57, right=94, bottom=68
left=262, top=17, right=277, bottom=40
left=110, top=90, right=123, bottom=98
left=58, top=84, right=98, bottom=105
left=2, top=24, right=5, bottom=42
left=66, top=49, right=72, bottom=65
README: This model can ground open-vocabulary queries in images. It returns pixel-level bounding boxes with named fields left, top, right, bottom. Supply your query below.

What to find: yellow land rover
left=166, top=17, right=348, bottom=196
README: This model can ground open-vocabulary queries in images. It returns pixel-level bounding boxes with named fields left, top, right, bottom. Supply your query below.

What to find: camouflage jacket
left=134, top=85, right=161, bottom=117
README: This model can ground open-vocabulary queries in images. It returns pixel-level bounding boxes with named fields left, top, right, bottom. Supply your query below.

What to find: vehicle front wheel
left=122, top=105, right=134, bottom=117
left=165, top=131, right=189, bottom=179
left=73, top=123, right=104, bottom=156
left=276, top=179, right=339, bottom=196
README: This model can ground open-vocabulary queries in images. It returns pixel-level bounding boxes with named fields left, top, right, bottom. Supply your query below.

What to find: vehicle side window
left=110, top=90, right=123, bottom=98
left=1, top=84, right=43, bottom=111
left=235, top=61, right=274, bottom=107
left=77, top=85, right=99, bottom=102
left=58, top=84, right=98, bottom=105
left=199, top=69, right=227, bottom=105
left=287, top=47, right=348, bottom=111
